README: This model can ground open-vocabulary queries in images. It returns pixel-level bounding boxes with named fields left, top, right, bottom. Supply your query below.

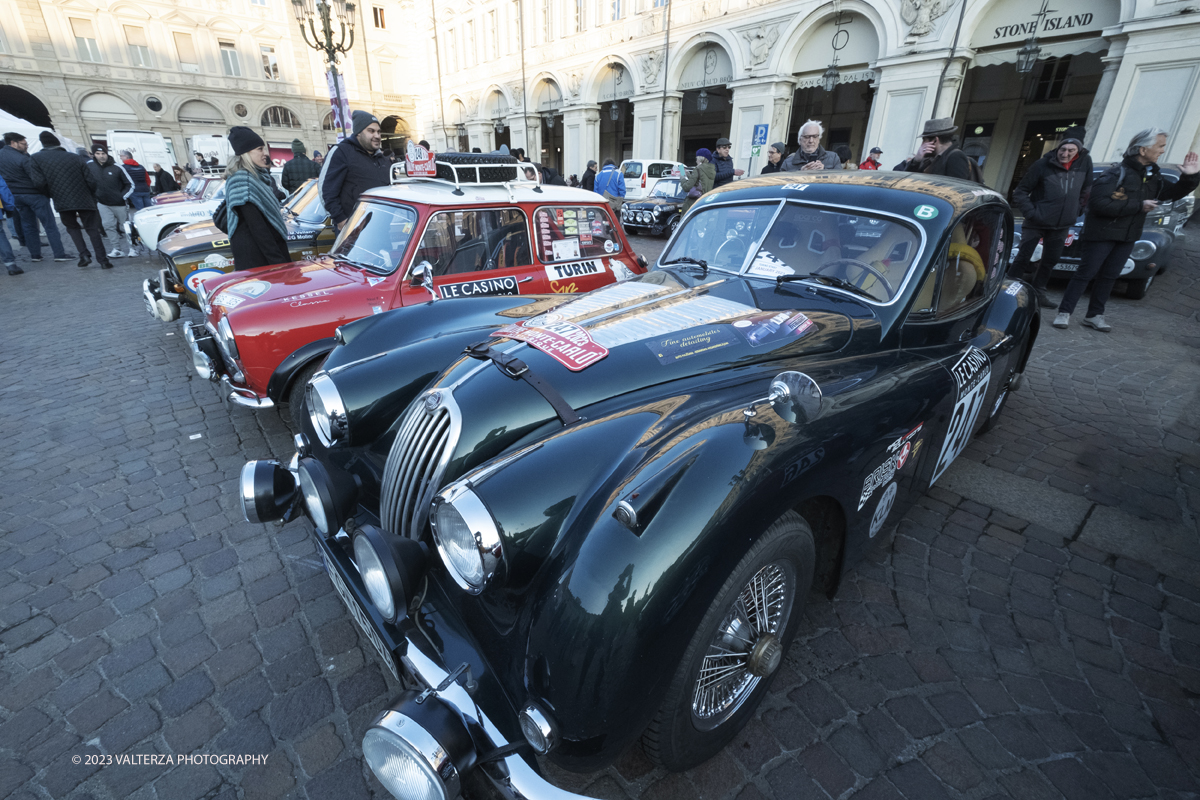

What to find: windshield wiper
left=660, top=257, right=708, bottom=277
left=776, top=273, right=877, bottom=301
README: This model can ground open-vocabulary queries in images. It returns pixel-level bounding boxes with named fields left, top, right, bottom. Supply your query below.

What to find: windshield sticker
left=780, top=184, right=810, bottom=192
left=932, top=348, right=992, bottom=484
left=552, top=238, right=581, bottom=261
left=185, top=268, right=226, bottom=294
left=869, top=482, right=898, bottom=538
left=213, top=292, right=244, bottom=309
left=491, top=316, right=609, bottom=371
left=747, top=249, right=793, bottom=278
left=546, top=260, right=604, bottom=282
left=913, top=205, right=939, bottom=220
left=439, top=275, right=521, bottom=299
left=229, top=280, right=270, bottom=298
left=204, top=253, right=233, bottom=269
left=648, top=325, right=741, bottom=365
left=603, top=239, right=615, bottom=253
left=736, top=311, right=814, bottom=347
left=580, top=233, right=593, bottom=246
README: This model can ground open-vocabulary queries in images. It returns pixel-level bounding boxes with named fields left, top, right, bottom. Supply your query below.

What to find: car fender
left=983, top=280, right=1039, bottom=376
left=266, top=338, right=337, bottom=403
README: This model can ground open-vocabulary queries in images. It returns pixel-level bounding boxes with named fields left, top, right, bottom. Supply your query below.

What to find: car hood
left=136, top=199, right=219, bottom=223
left=160, top=216, right=322, bottom=256
left=625, top=197, right=685, bottom=210
left=206, top=256, right=370, bottom=317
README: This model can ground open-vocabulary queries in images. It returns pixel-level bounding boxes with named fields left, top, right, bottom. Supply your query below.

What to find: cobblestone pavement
left=1, top=219, right=1198, bottom=800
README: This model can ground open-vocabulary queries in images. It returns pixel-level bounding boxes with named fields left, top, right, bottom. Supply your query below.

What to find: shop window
left=373, top=6, right=386, bottom=29
left=219, top=41, right=242, bottom=77
left=260, top=45, right=279, bottom=80
left=262, top=106, right=301, bottom=127
left=174, top=32, right=198, bottom=71
left=70, top=18, right=102, bottom=63
left=1030, top=56, right=1072, bottom=103
left=536, top=206, right=621, bottom=263
left=415, top=209, right=532, bottom=275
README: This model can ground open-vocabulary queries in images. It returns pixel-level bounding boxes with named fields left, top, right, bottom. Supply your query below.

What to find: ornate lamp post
left=1016, top=0, right=1054, bottom=74
left=822, top=11, right=850, bottom=93
left=292, top=0, right=357, bottom=137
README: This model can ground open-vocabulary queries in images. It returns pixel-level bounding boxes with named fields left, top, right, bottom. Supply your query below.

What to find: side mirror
left=410, top=261, right=437, bottom=301
left=636, top=254, right=647, bottom=269
left=769, top=371, right=822, bottom=424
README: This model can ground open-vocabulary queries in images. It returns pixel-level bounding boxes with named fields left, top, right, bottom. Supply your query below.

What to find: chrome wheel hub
left=691, top=561, right=794, bottom=730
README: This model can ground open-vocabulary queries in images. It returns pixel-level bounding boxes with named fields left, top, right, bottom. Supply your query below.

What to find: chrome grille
left=380, top=390, right=461, bottom=539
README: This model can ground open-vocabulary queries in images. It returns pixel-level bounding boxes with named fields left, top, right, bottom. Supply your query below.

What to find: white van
left=619, top=159, right=686, bottom=200
left=106, top=130, right=173, bottom=170
left=187, top=134, right=233, bottom=173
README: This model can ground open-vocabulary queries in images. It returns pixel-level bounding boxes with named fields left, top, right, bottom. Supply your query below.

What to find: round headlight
left=307, top=372, right=349, bottom=447
left=430, top=485, right=501, bottom=594
left=298, top=466, right=329, bottom=534
left=1129, top=240, right=1156, bottom=261
left=217, top=316, right=239, bottom=360
left=362, top=725, right=448, bottom=800
left=354, top=533, right=396, bottom=622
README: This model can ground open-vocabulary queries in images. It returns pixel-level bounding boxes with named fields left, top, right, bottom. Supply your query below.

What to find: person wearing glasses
left=781, top=120, right=841, bottom=172
left=896, top=118, right=973, bottom=180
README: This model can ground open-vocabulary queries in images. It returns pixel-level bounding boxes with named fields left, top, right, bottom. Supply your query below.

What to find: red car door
left=532, top=204, right=636, bottom=294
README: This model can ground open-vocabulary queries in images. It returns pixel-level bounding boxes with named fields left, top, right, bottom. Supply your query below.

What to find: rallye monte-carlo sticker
left=932, top=347, right=991, bottom=484
left=491, top=314, right=609, bottom=371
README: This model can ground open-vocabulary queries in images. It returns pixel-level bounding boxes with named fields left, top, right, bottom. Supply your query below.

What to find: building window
left=262, top=106, right=301, bottom=127
left=219, top=41, right=242, bottom=77
left=260, top=45, right=279, bottom=80
left=0, top=25, right=9, bottom=54
left=445, top=31, right=457, bottom=73
left=486, top=10, right=497, bottom=60
left=465, top=20, right=475, bottom=66
left=124, top=25, right=151, bottom=67
left=509, top=0, right=519, bottom=53
left=539, top=0, right=551, bottom=42
left=1030, top=56, right=1072, bottom=103
left=610, top=0, right=621, bottom=21
left=70, top=18, right=102, bottom=62
left=572, top=0, right=582, bottom=32
left=373, top=6, right=386, bottom=28
left=652, top=0, right=668, bottom=7
left=173, top=32, right=199, bottom=71
left=251, top=0, right=268, bottom=6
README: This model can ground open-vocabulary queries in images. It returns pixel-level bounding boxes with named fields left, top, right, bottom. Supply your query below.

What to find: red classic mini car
left=185, top=154, right=647, bottom=426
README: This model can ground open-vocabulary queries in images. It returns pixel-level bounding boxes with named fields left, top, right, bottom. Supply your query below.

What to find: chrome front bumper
left=182, top=322, right=274, bottom=409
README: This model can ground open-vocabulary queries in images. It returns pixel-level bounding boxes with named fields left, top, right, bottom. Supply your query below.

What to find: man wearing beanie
left=281, top=138, right=320, bottom=193
left=1010, top=125, right=1093, bottom=308
left=320, top=110, right=388, bottom=230
left=29, top=131, right=111, bottom=269
left=761, top=143, right=786, bottom=174
left=87, top=145, right=137, bottom=259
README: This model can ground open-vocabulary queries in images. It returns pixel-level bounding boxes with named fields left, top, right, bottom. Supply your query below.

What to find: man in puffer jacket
left=281, top=139, right=321, bottom=194
left=88, top=146, right=137, bottom=259
left=1009, top=126, right=1093, bottom=308
left=29, top=131, right=112, bottom=269
left=1053, top=128, right=1198, bottom=332
left=321, top=110, right=390, bottom=230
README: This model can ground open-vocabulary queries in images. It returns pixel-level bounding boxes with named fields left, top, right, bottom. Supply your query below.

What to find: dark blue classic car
left=238, top=172, right=1039, bottom=799
left=620, top=177, right=687, bottom=237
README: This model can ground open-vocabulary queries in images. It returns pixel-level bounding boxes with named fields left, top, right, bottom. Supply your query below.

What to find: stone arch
left=957, top=0, right=1123, bottom=58
left=666, top=34, right=740, bottom=92
left=78, top=91, right=139, bottom=123
left=774, top=1, right=890, bottom=79
left=530, top=72, right=567, bottom=114
left=109, top=2, right=152, bottom=20
left=0, top=84, right=54, bottom=128
left=447, top=97, right=469, bottom=126
left=481, top=85, right=512, bottom=120
left=585, top=54, right=639, bottom=105
left=261, top=105, right=303, bottom=129
left=177, top=99, right=225, bottom=126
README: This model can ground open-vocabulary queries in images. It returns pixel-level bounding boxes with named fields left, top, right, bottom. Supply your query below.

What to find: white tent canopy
left=0, top=108, right=83, bottom=154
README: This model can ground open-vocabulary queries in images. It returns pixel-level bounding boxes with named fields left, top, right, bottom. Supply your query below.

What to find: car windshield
left=329, top=201, right=418, bottom=274
left=201, top=181, right=224, bottom=200
left=663, top=201, right=922, bottom=302
left=652, top=179, right=683, bottom=198
left=185, top=178, right=202, bottom=194
left=288, top=182, right=326, bottom=224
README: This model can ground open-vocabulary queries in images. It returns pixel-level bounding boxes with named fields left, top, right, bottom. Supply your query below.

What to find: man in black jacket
left=1053, top=129, right=1199, bottom=331
left=896, top=118, right=974, bottom=180
left=119, top=151, right=153, bottom=212
left=321, top=110, right=390, bottom=230
left=29, top=132, right=111, bottom=269
left=0, top=132, right=70, bottom=263
left=88, top=146, right=136, bottom=259
left=712, top=138, right=743, bottom=188
left=1009, top=126, right=1093, bottom=308
left=152, top=163, right=179, bottom=194
left=582, top=160, right=597, bottom=191
left=281, top=139, right=321, bottom=194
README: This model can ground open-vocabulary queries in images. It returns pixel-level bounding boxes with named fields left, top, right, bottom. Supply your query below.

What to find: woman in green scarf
left=223, top=126, right=289, bottom=270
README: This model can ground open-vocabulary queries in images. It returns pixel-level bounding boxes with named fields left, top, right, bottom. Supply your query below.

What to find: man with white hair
left=119, top=149, right=153, bottom=213
left=780, top=120, right=841, bottom=171
left=1053, top=128, right=1198, bottom=332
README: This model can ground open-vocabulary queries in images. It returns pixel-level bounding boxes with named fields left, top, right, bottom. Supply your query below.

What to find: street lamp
left=1016, top=37, right=1041, bottom=73
left=610, top=103, right=620, bottom=121
left=293, top=0, right=357, bottom=138
left=542, top=112, right=555, bottom=129
left=697, top=88, right=708, bottom=113
left=821, top=63, right=840, bottom=92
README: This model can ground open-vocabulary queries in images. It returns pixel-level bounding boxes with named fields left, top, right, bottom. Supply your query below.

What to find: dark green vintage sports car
left=238, top=171, right=1039, bottom=799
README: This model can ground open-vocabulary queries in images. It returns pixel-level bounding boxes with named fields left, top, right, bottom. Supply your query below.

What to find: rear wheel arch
left=266, top=338, right=336, bottom=403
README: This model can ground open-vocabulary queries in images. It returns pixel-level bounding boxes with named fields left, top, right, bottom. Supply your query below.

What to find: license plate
left=1056, top=263, right=1079, bottom=272
left=320, top=548, right=401, bottom=681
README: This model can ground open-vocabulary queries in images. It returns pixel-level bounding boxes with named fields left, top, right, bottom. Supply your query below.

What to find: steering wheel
left=815, top=258, right=894, bottom=297
left=714, top=237, right=747, bottom=269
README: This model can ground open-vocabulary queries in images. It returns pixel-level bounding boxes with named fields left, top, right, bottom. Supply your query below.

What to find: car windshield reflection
left=652, top=179, right=684, bottom=199
left=329, top=201, right=418, bottom=274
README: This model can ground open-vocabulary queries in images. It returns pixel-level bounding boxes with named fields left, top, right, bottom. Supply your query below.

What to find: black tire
left=157, top=223, right=182, bottom=243
left=1125, top=273, right=1153, bottom=300
left=980, top=369, right=1019, bottom=434
left=434, top=152, right=519, bottom=184
left=666, top=215, right=681, bottom=237
left=286, top=361, right=322, bottom=432
left=642, top=511, right=815, bottom=771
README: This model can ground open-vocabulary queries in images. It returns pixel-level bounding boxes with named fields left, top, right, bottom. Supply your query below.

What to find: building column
left=863, top=56, right=947, bottom=169
left=562, top=106, right=600, bottom=180
left=1083, top=37, right=1127, bottom=151
left=727, top=78, right=796, bottom=177
left=630, top=93, right=682, bottom=162
left=465, top=121, right=495, bottom=153
left=932, top=57, right=969, bottom=120
left=510, top=114, right=541, bottom=160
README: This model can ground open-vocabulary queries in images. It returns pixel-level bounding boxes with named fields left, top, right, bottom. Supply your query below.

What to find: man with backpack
left=592, top=159, right=626, bottom=213
left=896, top=118, right=982, bottom=183
left=1009, top=126, right=1092, bottom=308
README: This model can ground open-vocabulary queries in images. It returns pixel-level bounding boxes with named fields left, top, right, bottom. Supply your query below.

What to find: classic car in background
left=131, top=179, right=226, bottom=247
left=142, top=180, right=332, bottom=322
left=183, top=154, right=646, bottom=425
left=619, top=158, right=687, bottom=200
left=620, top=177, right=687, bottom=237
left=1013, top=164, right=1194, bottom=299
left=152, top=175, right=222, bottom=206
left=236, top=172, right=1038, bottom=799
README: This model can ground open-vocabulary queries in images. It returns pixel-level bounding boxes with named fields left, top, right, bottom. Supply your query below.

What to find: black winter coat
left=88, top=159, right=134, bottom=207
left=897, top=145, right=973, bottom=181
left=760, top=161, right=784, bottom=175
left=0, top=145, right=41, bottom=195
left=713, top=154, right=736, bottom=187
left=1012, top=150, right=1093, bottom=229
left=1084, top=156, right=1200, bottom=243
left=281, top=154, right=321, bottom=193
left=29, top=146, right=98, bottom=212
left=321, top=137, right=390, bottom=225
left=582, top=168, right=596, bottom=192
left=154, top=168, right=179, bottom=194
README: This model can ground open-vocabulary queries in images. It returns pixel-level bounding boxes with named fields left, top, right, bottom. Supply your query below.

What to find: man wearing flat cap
left=896, top=118, right=974, bottom=180
left=321, top=110, right=390, bottom=230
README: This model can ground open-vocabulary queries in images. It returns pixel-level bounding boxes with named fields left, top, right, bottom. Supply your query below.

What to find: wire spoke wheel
left=690, top=561, right=794, bottom=730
